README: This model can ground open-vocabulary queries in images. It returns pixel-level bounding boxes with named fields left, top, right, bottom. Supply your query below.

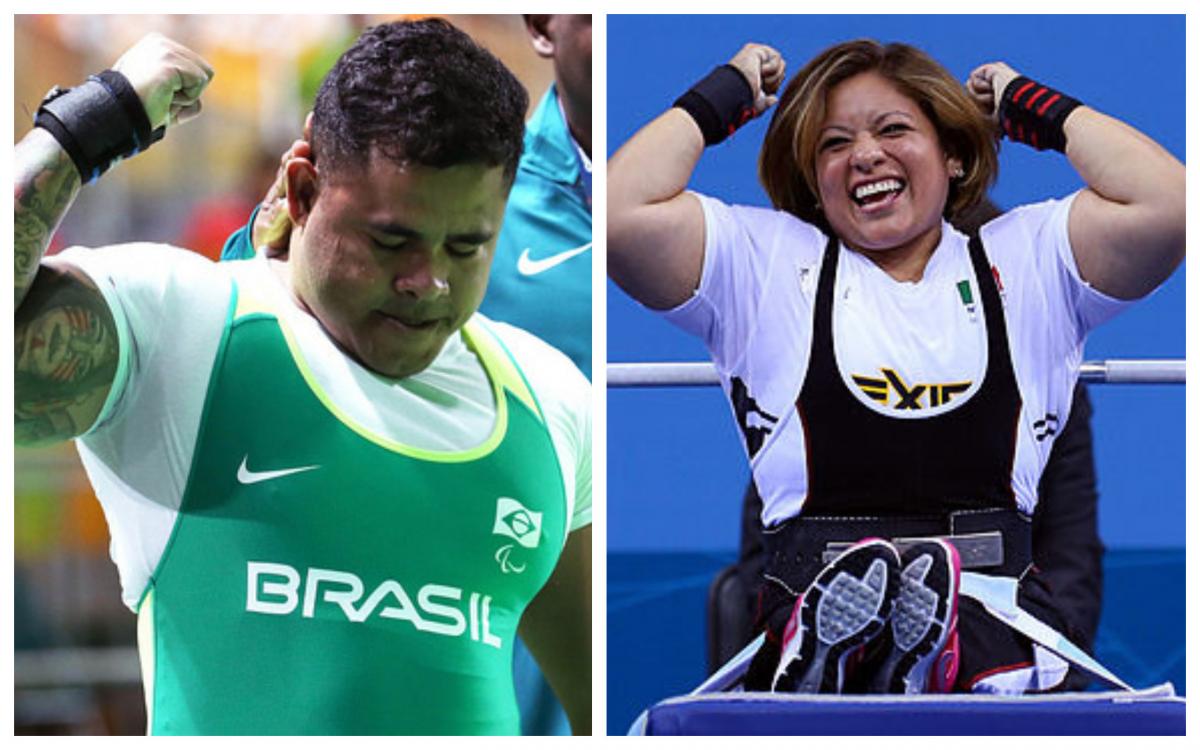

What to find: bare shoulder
left=15, top=259, right=120, bottom=446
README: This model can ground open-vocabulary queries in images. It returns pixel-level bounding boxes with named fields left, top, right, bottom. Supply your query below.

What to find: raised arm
left=968, top=63, right=1185, bottom=300
left=608, top=44, right=784, bottom=310
left=14, top=130, right=81, bottom=309
left=14, top=33, right=213, bottom=446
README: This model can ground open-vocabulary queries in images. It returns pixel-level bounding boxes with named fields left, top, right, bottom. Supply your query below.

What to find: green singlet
left=135, top=285, right=567, bottom=735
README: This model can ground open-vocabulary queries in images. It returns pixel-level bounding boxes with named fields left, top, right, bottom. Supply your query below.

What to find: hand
left=728, top=43, right=786, bottom=116
left=252, top=132, right=312, bottom=256
left=966, top=62, right=1021, bottom=121
left=112, top=32, right=214, bottom=131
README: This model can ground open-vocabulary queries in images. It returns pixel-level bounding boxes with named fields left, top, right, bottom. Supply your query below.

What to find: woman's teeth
left=853, top=178, right=904, bottom=205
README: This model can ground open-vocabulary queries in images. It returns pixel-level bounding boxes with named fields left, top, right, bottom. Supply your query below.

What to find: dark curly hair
left=311, top=19, right=528, bottom=182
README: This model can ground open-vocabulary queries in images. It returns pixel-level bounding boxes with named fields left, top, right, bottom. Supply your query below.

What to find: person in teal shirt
left=479, top=15, right=592, bottom=379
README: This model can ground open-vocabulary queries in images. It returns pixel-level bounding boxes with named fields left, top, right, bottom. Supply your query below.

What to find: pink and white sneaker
left=772, top=538, right=900, bottom=693
left=868, top=538, right=961, bottom=693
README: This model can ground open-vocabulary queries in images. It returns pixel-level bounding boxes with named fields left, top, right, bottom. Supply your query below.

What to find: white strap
left=959, top=572, right=1132, bottom=691
left=692, top=633, right=765, bottom=695
left=693, top=574, right=1132, bottom=697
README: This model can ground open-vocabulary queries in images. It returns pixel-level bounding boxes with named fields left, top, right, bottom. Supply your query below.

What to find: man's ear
left=302, top=111, right=314, bottom=143
left=286, top=157, right=318, bottom=228
left=524, top=14, right=555, bottom=59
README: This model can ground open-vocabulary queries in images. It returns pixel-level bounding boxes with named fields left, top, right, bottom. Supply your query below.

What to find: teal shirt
left=140, top=286, right=567, bottom=735
left=479, top=85, right=592, bottom=378
left=218, top=207, right=257, bottom=262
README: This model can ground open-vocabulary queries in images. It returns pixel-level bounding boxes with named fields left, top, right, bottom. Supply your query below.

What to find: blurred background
left=607, top=15, right=1185, bottom=734
left=12, top=13, right=552, bottom=735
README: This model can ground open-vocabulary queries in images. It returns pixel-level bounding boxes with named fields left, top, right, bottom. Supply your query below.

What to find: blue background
left=605, top=15, right=1185, bottom=734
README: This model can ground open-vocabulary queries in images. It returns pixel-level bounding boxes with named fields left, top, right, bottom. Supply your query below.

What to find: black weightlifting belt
left=762, top=507, right=1032, bottom=594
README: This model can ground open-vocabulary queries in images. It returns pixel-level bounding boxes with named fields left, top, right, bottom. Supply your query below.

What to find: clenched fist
left=112, top=33, right=215, bottom=131
left=727, top=43, right=787, bottom=117
left=966, top=62, right=1021, bottom=122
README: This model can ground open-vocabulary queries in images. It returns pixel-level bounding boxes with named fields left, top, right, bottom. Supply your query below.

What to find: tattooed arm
left=14, top=129, right=80, bottom=309
left=13, top=128, right=110, bottom=446
left=15, top=259, right=119, bottom=446
left=14, top=34, right=214, bottom=446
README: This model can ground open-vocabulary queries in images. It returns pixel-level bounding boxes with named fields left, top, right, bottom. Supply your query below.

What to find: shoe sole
left=773, top=538, right=900, bottom=693
left=869, top=538, right=960, bottom=693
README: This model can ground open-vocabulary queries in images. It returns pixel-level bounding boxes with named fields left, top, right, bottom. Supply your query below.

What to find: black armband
left=998, top=75, right=1082, bottom=153
left=674, top=65, right=755, bottom=146
left=34, top=69, right=166, bottom=184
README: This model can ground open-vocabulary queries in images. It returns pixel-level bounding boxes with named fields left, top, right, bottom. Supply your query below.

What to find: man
left=15, top=20, right=590, bottom=735
left=222, top=15, right=593, bottom=733
left=225, top=16, right=592, bottom=378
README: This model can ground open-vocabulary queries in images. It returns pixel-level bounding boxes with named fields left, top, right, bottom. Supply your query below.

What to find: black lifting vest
left=763, top=233, right=1030, bottom=598
left=799, top=233, right=1022, bottom=515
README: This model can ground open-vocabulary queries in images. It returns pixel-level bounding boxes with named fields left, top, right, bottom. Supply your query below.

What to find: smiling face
left=815, top=71, right=960, bottom=269
left=288, top=155, right=509, bottom=379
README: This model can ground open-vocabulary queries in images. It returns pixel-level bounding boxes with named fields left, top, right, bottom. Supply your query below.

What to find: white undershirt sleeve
left=55, top=243, right=233, bottom=610
left=663, top=193, right=824, bottom=371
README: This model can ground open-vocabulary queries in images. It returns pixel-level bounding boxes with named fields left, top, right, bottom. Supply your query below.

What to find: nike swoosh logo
left=516, top=242, right=592, bottom=276
left=237, top=455, right=320, bottom=485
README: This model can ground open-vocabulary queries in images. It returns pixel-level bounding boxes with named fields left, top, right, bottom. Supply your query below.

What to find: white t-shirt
left=664, top=192, right=1133, bottom=527
left=60, top=244, right=592, bottom=610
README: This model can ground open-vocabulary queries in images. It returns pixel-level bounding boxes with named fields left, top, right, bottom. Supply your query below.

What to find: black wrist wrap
left=998, top=75, right=1082, bottom=153
left=674, top=65, right=755, bottom=146
left=34, top=69, right=165, bottom=183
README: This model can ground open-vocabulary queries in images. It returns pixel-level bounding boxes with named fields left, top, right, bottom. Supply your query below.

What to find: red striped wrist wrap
left=998, top=75, right=1082, bottom=153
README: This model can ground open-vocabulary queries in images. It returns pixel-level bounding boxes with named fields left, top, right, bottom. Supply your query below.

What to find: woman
left=608, top=39, right=1183, bottom=694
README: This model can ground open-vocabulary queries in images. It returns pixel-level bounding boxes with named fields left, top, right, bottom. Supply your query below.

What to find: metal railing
left=607, top=359, right=1185, bottom=388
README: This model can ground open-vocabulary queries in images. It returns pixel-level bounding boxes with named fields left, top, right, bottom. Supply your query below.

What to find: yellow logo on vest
left=493, top=497, right=543, bottom=574
left=853, top=368, right=971, bottom=410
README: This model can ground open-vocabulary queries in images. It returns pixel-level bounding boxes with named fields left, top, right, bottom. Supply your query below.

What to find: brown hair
left=759, top=39, right=998, bottom=231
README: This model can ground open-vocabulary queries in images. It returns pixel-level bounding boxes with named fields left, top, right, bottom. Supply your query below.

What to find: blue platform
left=631, top=686, right=1184, bottom=735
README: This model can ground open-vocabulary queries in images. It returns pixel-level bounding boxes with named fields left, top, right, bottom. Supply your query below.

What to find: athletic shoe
left=772, top=538, right=900, bottom=693
left=867, top=538, right=961, bottom=694
left=928, top=626, right=961, bottom=693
